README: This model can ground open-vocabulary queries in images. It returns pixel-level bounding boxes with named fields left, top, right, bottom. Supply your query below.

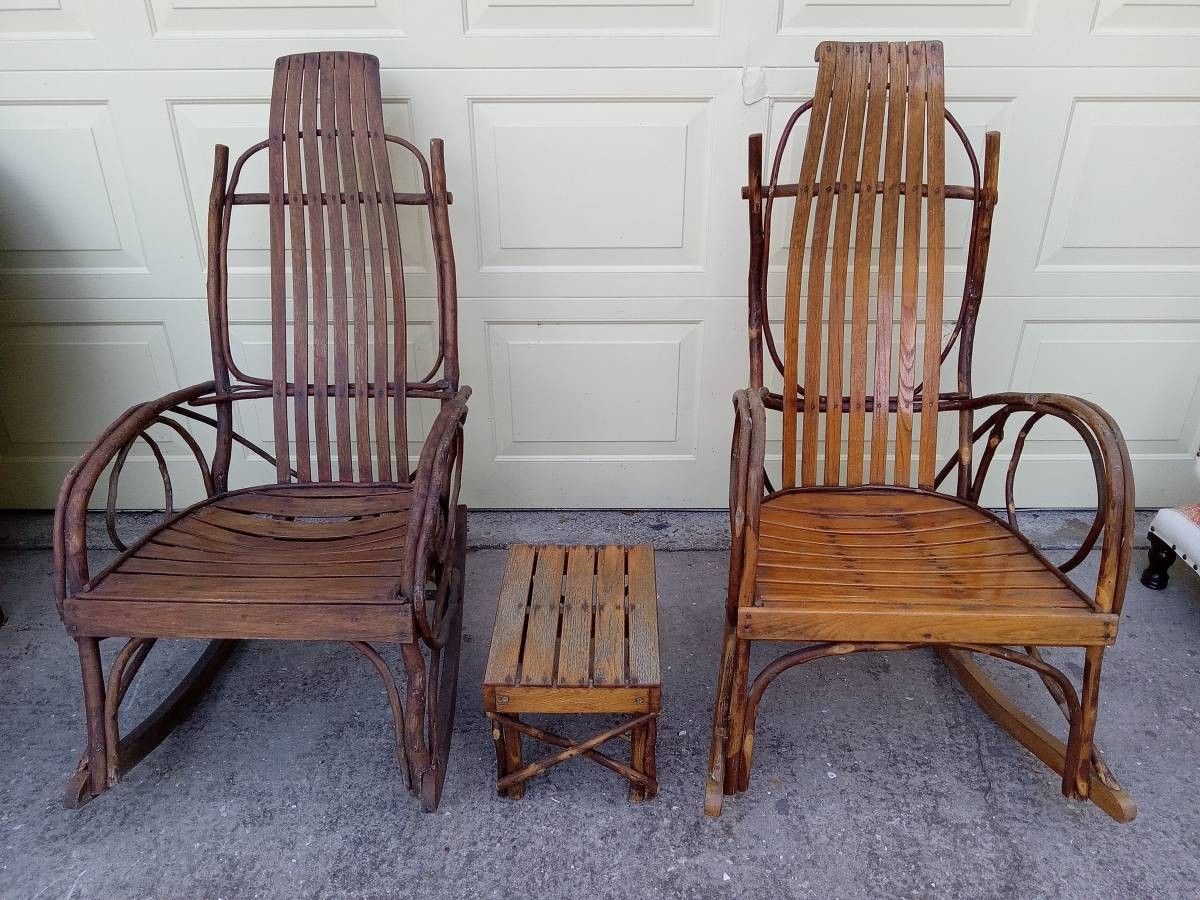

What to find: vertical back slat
left=284, top=56, right=311, bottom=482
left=333, top=55, right=373, bottom=481
left=869, top=44, right=907, bottom=484
left=363, top=63, right=410, bottom=481
left=822, top=44, right=870, bottom=486
left=302, top=54, right=332, bottom=483
left=893, top=41, right=928, bottom=488
left=260, top=52, right=440, bottom=487
left=800, top=43, right=854, bottom=487
left=267, top=58, right=291, bottom=483
left=781, top=42, right=838, bottom=490
left=846, top=43, right=888, bottom=486
left=318, top=53, right=354, bottom=481
left=349, top=55, right=393, bottom=482
left=918, top=41, right=946, bottom=489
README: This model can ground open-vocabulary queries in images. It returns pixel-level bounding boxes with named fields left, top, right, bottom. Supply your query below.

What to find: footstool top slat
left=483, top=544, right=661, bottom=691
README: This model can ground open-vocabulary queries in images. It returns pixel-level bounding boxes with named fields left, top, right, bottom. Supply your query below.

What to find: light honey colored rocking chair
left=706, top=41, right=1135, bottom=821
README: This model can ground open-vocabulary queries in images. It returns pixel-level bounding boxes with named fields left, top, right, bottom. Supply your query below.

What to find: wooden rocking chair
left=706, top=41, right=1136, bottom=821
left=53, top=52, right=468, bottom=812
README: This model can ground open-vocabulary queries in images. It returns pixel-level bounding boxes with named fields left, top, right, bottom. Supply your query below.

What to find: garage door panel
left=0, top=1, right=1196, bottom=509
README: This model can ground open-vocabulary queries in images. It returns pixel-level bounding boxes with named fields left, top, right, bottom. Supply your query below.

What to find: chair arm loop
left=405, top=386, right=471, bottom=646
left=963, top=392, right=1134, bottom=615
left=53, top=382, right=217, bottom=609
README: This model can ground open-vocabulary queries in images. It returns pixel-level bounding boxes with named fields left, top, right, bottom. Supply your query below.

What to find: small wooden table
left=483, top=544, right=661, bottom=801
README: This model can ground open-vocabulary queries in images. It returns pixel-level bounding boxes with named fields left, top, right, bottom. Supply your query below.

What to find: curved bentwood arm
left=52, top=382, right=304, bottom=609
left=935, top=392, right=1135, bottom=615
left=727, top=388, right=767, bottom=621
left=404, top=386, right=470, bottom=647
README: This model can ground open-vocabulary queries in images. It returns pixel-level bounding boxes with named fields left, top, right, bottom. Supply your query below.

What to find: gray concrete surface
left=0, top=508, right=1158, bottom=553
left=1, top=535, right=1198, bottom=898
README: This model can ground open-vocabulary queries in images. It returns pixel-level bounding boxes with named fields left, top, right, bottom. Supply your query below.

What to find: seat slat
left=117, top=558, right=401, bottom=578
left=556, top=546, right=595, bottom=687
left=83, top=574, right=397, bottom=603
left=141, top=540, right=404, bottom=565
left=214, top=490, right=409, bottom=516
left=165, top=516, right=405, bottom=551
left=519, top=546, right=565, bottom=686
left=483, top=545, right=536, bottom=686
left=65, top=598, right=412, bottom=643
left=192, top=505, right=408, bottom=540
left=740, top=606, right=1117, bottom=646
left=592, top=545, right=627, bottom=686
left=626, top=545, right=660, bottom=687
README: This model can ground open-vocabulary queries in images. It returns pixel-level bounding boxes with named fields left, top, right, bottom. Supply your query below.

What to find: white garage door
left=1, top=2, right=1198, bottom=510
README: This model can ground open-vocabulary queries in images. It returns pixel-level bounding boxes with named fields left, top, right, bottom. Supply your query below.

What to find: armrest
left=727, top=387, right=767, bottom=616
left=405, top=386, right=471, bottom=645
left=53, top=382, right=217, bottom=608
left=963, top=392, right=1134, bottom=615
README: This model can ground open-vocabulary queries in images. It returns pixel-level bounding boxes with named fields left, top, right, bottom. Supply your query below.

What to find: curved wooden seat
left=748, top=489, right=1117, bottom=646
left=65, top=484, right=416, bottom=642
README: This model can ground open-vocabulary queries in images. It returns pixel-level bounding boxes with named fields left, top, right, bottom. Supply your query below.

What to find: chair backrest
left=207, top=51, right=459, bottom=485
left=748, top=40, right=998, bottom=494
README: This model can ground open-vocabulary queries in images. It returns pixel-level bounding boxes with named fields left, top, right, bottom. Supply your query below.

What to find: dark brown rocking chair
left=54, top=52, right=468, bottom=812
left=707, top=41, right=1136, bottom=821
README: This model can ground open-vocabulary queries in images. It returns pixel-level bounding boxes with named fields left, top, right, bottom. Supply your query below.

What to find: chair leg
left=66, top=637, right=236, bottom=809
left=347, top=641, right=410, bottom=786
left=724, top=633, right=752, bottom=795
left=705, top=620, right=736, bottom=815
left=1064, top=646, right=1104, bottom=800
left=399, top=641, right=432, bottom=798
left=73, top=637, right=109, bottom=805
left=1141, top=533, right=1176, bottom=590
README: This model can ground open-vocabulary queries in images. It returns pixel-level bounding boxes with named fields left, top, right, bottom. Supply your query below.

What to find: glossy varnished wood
left=713, top=39, right=1135, bottom=822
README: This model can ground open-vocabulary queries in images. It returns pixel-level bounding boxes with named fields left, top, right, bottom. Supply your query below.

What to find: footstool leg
left=644, top=717, right=658, bottom=799
left=629, top=720, right=648, bottom=802
left=500, top=715, right=525, bottom=800
left=628, top=716, right=659, bottom=802
left=1142, top=533, right=1176, bottom=591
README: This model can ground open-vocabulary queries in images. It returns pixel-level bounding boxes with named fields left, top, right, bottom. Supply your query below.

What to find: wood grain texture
left=482, top=544, right=661, bottom=801
left=483, top=544, right=662, bottom=692
left=720, top=44, right=1135, bottom=821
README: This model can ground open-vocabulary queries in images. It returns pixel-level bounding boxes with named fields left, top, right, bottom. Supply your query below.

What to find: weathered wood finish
left=52, top=52, right=469, bottom=813
left=483, top=544, right=661, bottom=801
left=711, top=40, right=1135, bottom=822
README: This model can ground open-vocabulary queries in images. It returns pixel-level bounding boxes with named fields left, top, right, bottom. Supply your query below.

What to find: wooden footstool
left=483, top=544, right=661, bottom=801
